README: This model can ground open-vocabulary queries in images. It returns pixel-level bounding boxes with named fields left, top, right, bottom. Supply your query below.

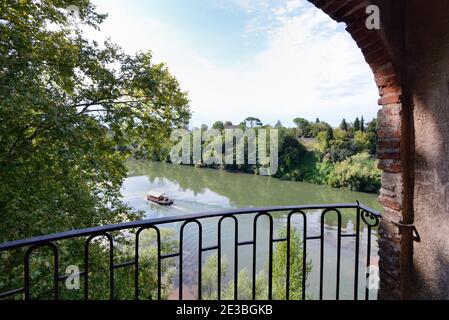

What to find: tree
left=212, top=121, right=224, bottom=131
left=244, top=117, right=263, bottom=128
left=354, top=131, right=371, bottom=151
left=0, top=1, right=191, bottom=242
left=311, top=121, right=332, bottom=138
left=201, top=124, right=209, bottom=131
left=324, top=127, right=334, bottom=149
left=328, top=152, right=381, bottom=192
left=339, top=119, right=348, bottom=131
left=271, top=228, right=312, bottom=300
left=223, top=268, right=267, bottom=300
left=201, top=254, right=228, bottom=300
left=333, top=128, right=348, bottom=142
left=224, top=121, right=233, bottom=128
left=275, top=120, right=283, bottom=129
left=278, top=134, right=307, bottom=179
left=329, top=140, right=358, bottom=163
left=366, top=118, right=378, bottom=155
left=361, top=116, right=365, bottom=132
left=353, top=117, right=361, bottom=132
left=202, top=228, right=311, bottom=300
left=367, top=118, right=377, bottom=135
left=293, top=118, right=312, bottom=137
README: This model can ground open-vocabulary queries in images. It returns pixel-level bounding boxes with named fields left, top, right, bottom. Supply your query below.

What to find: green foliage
left=328, top=152, right=381, bottom=192
left=223, top=121, right=233, bottom=128
left=201, top=254, right=228, bottom=300
left=0, top=0, right=190, bottom=242
left=212, top=121, right=224, bottom=131
left=315, top=131, right=328, bottom=152
left=333, top=128, right=348, bottom=142
left=129, top=229, right=178, bottom=300
left=354, top=117, right=361, bottom=132
left=310, top=160, right=334, bottom=184
left=329, top=140, right=358, bottom=163
left=366, top=118, right=378, bottom=155
left=354, top=131, right=371, bottom=150
left=1, top=228, right=178, bottom=300
left=271, top=228, right=312, bottom=300
left=293, top=118, right=312, bottom=138
left=180, top=115, right=381, bottom=193
left=274, top=120, right=283, bottom=129
left=339, top=119, right=348, bottom=131
left=324, top=127, right=334, bottom=148
left=222, top=268, right=268, bottom=300
left=277, top=133, right=307, bottom=180
left=203, top=228, right=311, bottom=300
left=161, top=115, right=380, bottom=193
left=311, top=121, right=332, bottom=138
left=244, top=117, right=263, bottom=128
left=0, top=0, right=190, bottom=299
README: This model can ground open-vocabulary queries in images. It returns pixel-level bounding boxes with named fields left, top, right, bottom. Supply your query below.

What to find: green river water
left=122, top=160, right=381, bottom=300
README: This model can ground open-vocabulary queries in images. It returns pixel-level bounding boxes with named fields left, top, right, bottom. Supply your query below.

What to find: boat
left=147, top=193, right=174, bottom=206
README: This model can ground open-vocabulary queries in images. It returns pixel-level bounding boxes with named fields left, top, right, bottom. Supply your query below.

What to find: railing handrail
left=0, top=202, right=380, bottom=251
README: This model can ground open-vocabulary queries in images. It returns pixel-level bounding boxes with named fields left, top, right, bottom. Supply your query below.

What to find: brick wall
left=309, top=0, right=449, bottom=300
left=308, top=0, right=406, bottom=299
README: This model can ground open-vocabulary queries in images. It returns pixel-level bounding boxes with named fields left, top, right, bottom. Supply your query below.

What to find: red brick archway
left=307, top=0, right=409, bottom=299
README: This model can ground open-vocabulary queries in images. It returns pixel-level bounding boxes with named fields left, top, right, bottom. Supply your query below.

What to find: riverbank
left=141, top=121, right=381, bottom=194
left=125, top=160, right=382, bottom=211
left=149, top=151, right=381, bottom=195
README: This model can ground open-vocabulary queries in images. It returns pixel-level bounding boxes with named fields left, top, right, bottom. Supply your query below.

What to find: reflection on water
left=122, top=160, right=381, bottom=300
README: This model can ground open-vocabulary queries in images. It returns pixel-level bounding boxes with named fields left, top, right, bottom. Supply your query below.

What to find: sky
left=88, top=0, right=380, bottom=127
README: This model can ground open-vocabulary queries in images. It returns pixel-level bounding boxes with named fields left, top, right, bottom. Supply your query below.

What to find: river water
left=122, top=160, right=381, bottom=300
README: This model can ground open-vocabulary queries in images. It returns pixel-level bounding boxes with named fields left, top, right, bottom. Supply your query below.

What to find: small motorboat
left=147, top=193, right=174, bottom=206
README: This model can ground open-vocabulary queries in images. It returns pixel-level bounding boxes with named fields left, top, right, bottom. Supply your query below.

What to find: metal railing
left=0, top=202, right=381, bottom=300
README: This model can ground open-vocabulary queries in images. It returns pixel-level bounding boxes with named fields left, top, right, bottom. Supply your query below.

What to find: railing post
left=354, top=205, right=361, bottom=300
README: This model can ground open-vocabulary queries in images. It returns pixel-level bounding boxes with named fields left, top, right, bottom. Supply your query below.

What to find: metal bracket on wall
left=391, top=220, right=421, bottom=243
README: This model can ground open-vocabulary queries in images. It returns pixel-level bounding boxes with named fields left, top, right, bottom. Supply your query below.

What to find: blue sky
left=90, top=0, right=380, bottom=127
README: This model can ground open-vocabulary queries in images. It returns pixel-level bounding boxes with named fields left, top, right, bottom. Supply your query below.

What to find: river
left=122, top=160, right=381, bottom=300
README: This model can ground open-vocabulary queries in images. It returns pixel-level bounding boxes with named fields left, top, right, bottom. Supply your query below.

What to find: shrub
left=328, top=152, right=381, bottom=193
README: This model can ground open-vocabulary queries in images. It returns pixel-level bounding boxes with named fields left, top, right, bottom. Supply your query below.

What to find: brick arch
left=307, top=0, right=407, bottom=299
left=308, top=0, right=402, bottom=104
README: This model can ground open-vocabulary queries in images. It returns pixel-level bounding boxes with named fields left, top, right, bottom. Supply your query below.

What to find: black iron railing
left=0, top=203, right=381, bottom=300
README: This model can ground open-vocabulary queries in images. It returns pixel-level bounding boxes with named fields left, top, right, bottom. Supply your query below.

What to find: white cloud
left=89, top=0, right=379, bottom=127
left=286, top=0, right=304, bottom=12
left=216, top=0, right=272, bottom=13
